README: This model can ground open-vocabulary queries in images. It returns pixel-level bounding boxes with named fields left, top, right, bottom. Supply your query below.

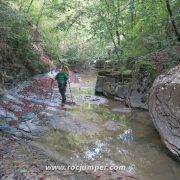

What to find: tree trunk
left=116, top=30, right=121, bottom=46
left=115, top=0, right=121, bottom=46
left=27, top=0, right=34, bottom=13
left=19, top=0, right=23, bottom=11
left=130, top=0, right=135, bottom=23
left=103, top=0, right=121, bottom=62
left=165, top=0, right=180, bottom=41
left=36, top=0, right=46, bottom=30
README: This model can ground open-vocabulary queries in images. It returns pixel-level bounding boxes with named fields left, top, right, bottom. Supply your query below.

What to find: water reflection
left=126, top=164, right=136, bottom=173
left=118, top=129, right=133, bottom=144
left=36, top=73, right=180, bottom=179
left=84, top=141, right=106, bottom=160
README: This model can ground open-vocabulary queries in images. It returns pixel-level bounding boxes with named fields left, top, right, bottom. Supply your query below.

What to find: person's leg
left=58, top=85, right=64, bottom=105
left=59, top=86, right=66, bottom=105
left=61, top=90, right=66, bottom=104
left=62, top=85, right=67, bottom=104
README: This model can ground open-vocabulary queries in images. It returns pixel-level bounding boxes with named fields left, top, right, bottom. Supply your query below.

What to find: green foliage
left=0, top=3, right=29, bottom=53
left=3, top=0, right=180, bottom=69
left=0, top=2, right=47, bottom=75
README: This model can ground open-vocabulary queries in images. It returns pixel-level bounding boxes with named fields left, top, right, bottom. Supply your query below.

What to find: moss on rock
left=133, top=60, right=158, bottom=82
left=98, top=68, right=132, bottom=82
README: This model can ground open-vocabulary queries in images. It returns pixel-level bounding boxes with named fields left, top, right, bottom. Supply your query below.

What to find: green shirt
left=55, top=72, right=69, bottom=86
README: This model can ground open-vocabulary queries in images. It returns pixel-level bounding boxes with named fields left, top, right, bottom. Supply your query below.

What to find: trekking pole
left=50, top=78, right=55, bottom=102
left=68, top=80, right=74, bottom=103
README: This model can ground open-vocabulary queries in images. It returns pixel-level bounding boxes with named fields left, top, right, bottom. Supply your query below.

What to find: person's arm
left=64, top=73, right=69, bottom=84
left=55, top=73, right=59, bottom=80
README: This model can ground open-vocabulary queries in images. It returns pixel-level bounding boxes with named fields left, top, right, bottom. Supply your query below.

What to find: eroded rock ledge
left=95, top=61, right=157, bottom=109
left=149, top=65, right=180, bottom=160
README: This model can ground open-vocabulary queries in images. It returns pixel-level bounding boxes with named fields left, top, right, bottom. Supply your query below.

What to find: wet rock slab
left=101, top=121, right=123, bottom=131
left=0, top=135, right=75, bottom=179
left=0, top=107, right=18, bottom=121
left=50, top=115, right=101, bottom=135
left=111, top=107, right=132, bottom=114
left=4, top=94, right=23, bottom=105
left=18, top=121, right=47, bottom=135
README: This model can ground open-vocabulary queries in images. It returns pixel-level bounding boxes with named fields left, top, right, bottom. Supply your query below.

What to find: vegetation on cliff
left=0, top=2, right=47, bottom=89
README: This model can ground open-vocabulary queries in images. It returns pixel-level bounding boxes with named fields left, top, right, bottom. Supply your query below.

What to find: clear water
left=37, top=73, right=180, bottom=180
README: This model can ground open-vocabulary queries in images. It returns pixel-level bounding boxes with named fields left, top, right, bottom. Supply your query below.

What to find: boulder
left=115, top=83, right=129, bottom=99
left=149, top=65, right=180, bottom=160
left=95, top=74, right=130, bottom=101
left=95, top=75, right=116, bottom=93
left=128, top=78, right=149, bottom=109
left=129, top=90, right=148, bottom=109
left=103, top=82, right=116, bottom=96
left=128, top=60, right=157, bottom=109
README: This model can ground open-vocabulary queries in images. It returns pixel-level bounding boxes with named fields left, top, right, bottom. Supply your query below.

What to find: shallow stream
left=1, top=72, right=179, bottom=179
left=37, top=73, right=180, bottom=179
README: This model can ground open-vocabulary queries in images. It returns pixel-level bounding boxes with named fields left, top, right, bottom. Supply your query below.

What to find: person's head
left=61, top=65, right=69, bottom=74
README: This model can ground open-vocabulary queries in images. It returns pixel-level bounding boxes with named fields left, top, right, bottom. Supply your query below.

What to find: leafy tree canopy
left=3, top=0, right=180, bottom=65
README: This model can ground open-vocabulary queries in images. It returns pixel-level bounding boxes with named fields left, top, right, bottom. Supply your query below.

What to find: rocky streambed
left=0, top=71, right=180, bottom=179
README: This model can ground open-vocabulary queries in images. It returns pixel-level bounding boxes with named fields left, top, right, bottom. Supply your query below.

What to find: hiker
left=55, top=65, right=69, bottom=106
